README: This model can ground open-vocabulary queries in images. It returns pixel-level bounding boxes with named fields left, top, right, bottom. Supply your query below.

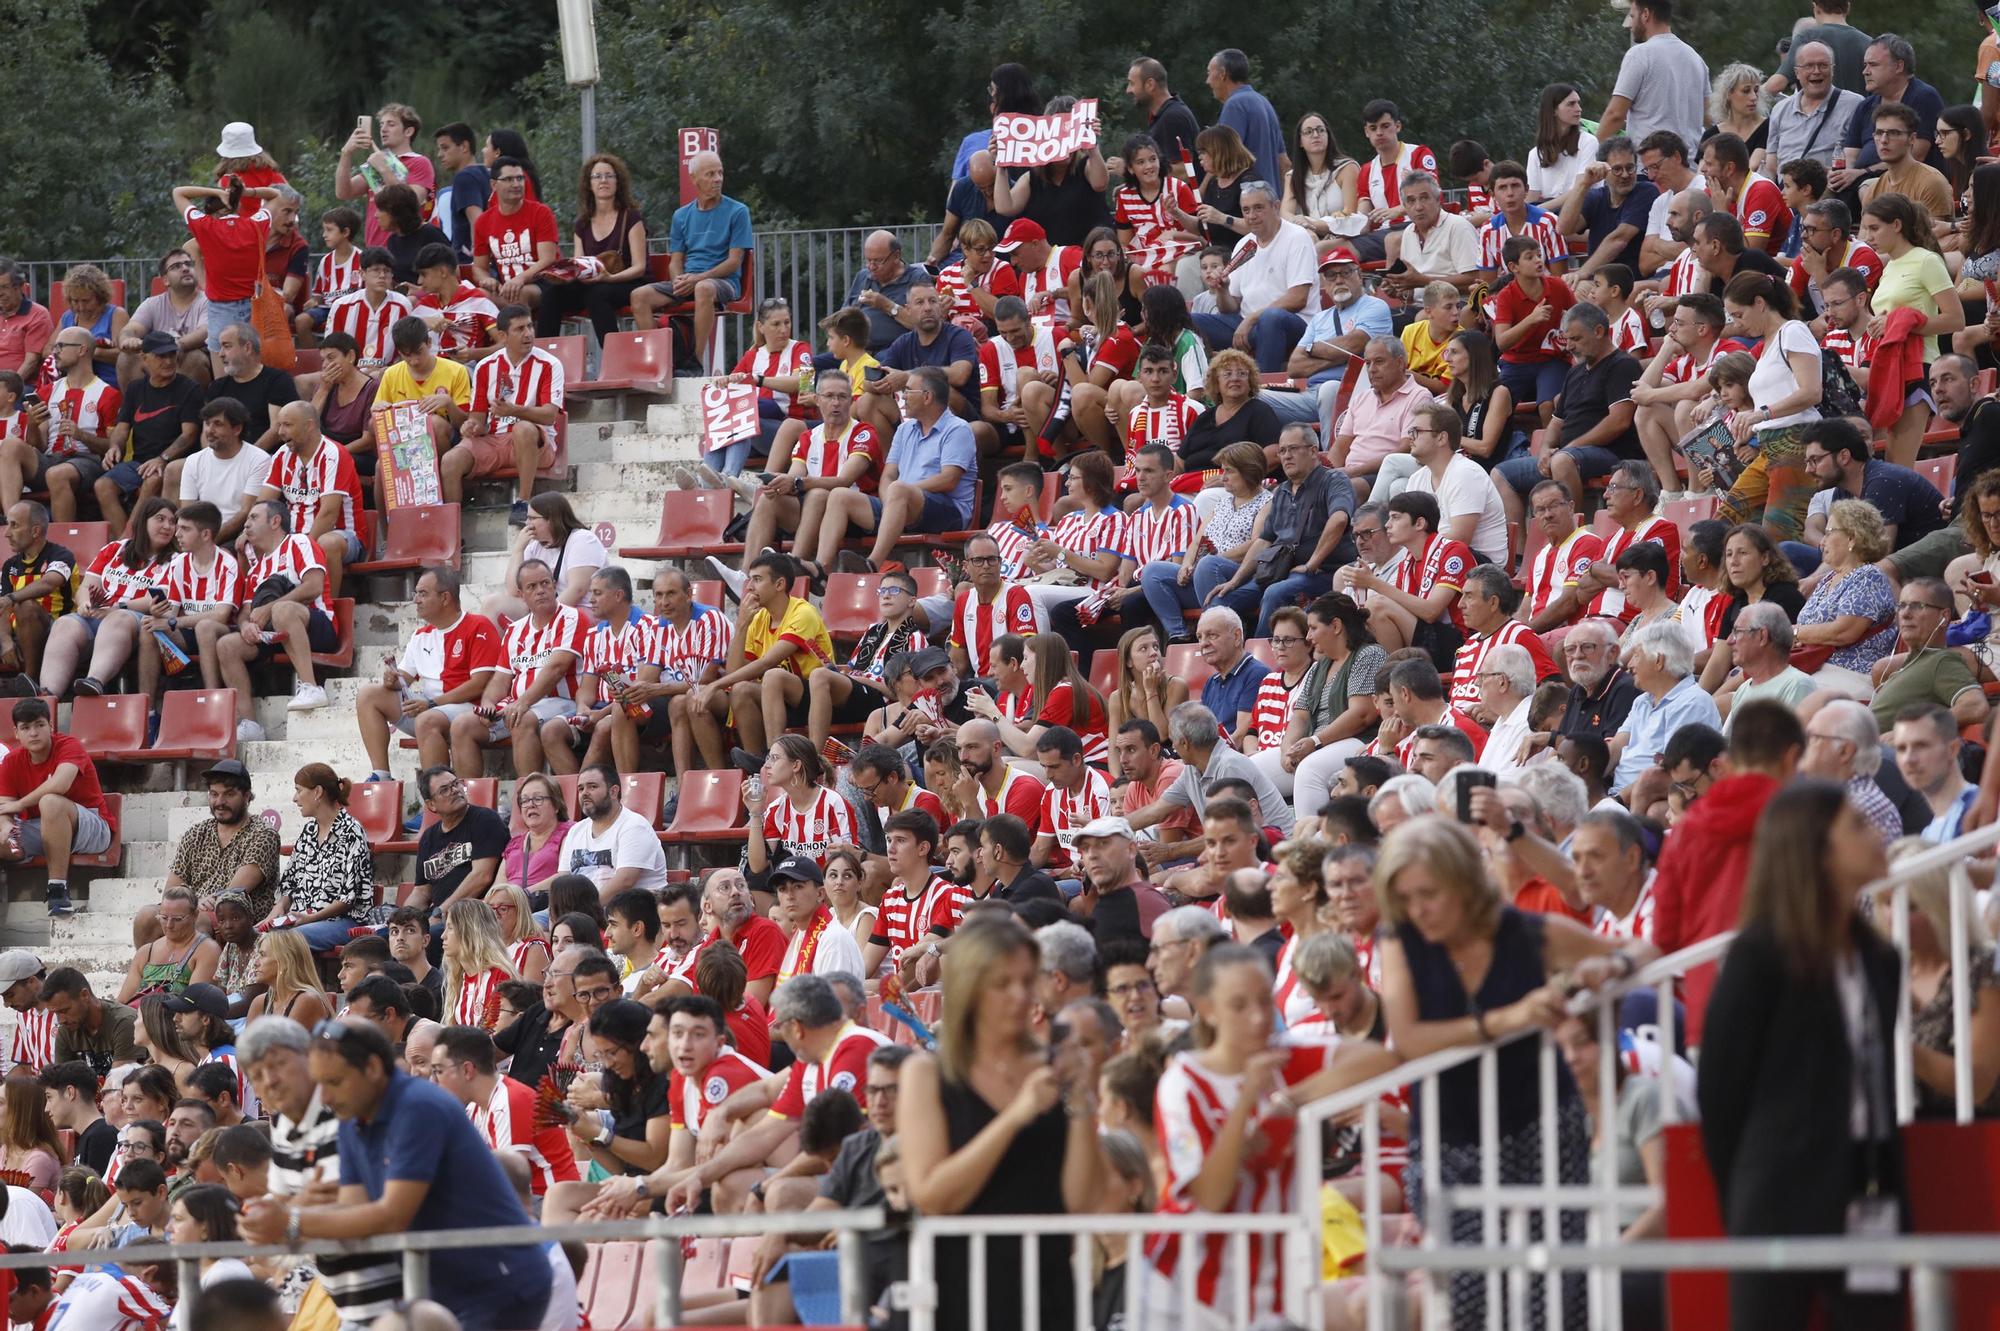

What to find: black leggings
left=534, top=278, right=647, bottom=342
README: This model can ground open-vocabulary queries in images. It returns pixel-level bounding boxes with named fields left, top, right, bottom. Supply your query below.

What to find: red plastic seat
left=583, top=1241, right=644, bottom=1329
left=292, top=348, right=323, bottom=376
left=47, top=522, right=109, bottom=561
left=149, top=689, right=239, bottom=761
left=1165, top=643, right=1213, bottom=696
left=1916, top=454, right=1957, bottom=499
left=619, top=490, right=733, bottom=559
left=1664, top=494, right=1719, bottom=544
left=543, top=334, right=589, bottom=385
left=1245, top=637, right=1274, bottom=668
left=1089, top=648, right=1120, bottom=699
left=509, top=774, right=580, bottom=835
left=44, top=280, right=127, bottom=323
left=66, top=694, right=148, bottom=762
left=347, top=780, right=410, bottom=851
left=663, top=769, right=747, bottom=842
left=577, top=329, right=674, bottom=394
left=690, top=579, right=723, bottom=608
left=622, top=770, right=666, bottom=829
left=308, top=598, right=355, bottom=670
left=349, top=504, right=463, bottom=575
left=415, top=777, right=498, bottom=836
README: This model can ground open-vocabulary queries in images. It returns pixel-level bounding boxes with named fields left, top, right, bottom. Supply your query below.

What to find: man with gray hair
left=1716, top=599, right=1816, bottom=724
left=1765, top=42, right=1865, bottom=172
left=661, top=972, right=890, bottom=1214
left=206, top=323, right=296, bottom=452
left=1328, top=335, right=1428, bottom=503
left=1034, top=920, right=1097, bottom=1019
left=1802, top=696, right=1903, bottom=840
left=1188, top=178, right=1321, bottom=372
left=1148, top=904, right=1228, bottom=1010
left=1475, top=642, right=1539, bottom=773
left=1130, top=701, right=1295, bottom=837
left=632, top=149, right=753, bottom=364
left=1381, top=171, right=1481, bottom=295
left=1368, top=772, right=1436, bottom=835
left=1191, top=606, right=1267, bottom=741
left=1535, top=300, right=1643, bottom=511
left=1867, top=575, right=1989, bottom=729
left=1192, top=424, right=1356, bottom=638
left=1611, top=618, right=1721, bottom=790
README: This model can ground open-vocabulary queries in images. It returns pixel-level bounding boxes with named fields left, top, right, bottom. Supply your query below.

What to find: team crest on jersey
left=830, top=1070, right=857, bottom=1093
left=1444, top=555, right=1466, bottom=576
left=450, top=641, right=464, bottom=659
left=705, top=1074, right=729, bottom=1104
left=1012, top=603, right=1035, bottom=627
left=1747, top=210, right=1768, bottom=227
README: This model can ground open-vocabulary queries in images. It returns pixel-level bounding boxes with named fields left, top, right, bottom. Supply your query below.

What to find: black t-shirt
left=415, top=805, right=509, bottom=898
left=207, top=366, right=298, bottom=441
left=2, top=541, right=77, bottom=616
left=610, top=1072, right=671, bottom=1168
left=1555, top=349, right=1643, bottom=456
left=385, top=225, right=453, bottom=285
left=75, top=1117, right=116, bottom=1177
left=1011, top=165, right=1114, bottom=248
left=118, top=374, right=203, bottom=464
left=1182, top=397, right=1282, bottom=472
left=1955, top=398, right=2000, bottom=518
left=1148, top=96, right=1203, bottom=172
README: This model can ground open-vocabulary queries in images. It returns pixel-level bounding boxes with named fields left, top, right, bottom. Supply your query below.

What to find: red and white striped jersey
left=934, top=259, right=992, bottom=321
left=873, top=780, right=950, bottom=835
left=1251, top=671, right=1301, bottom=750
left=42, top=378, right=121, bottom=459
left=451, top=966, right=510, bottom=1030
left=1126, top=495, right=1201, bottom=568
left=8, top=1005, right=56, bottom=1074
left=669, top=1048, right=769, bottom=1134
left=1127, top=393, right=1201, bottom=453
left=471, top=1072, right=580, bottom=1196
left=417, top=281, right=499, bottom=356
left=732, top=339, right=813, bottom=417
left=1593, top=876, right=1656, bottom=942
left=975, top=763, right=1046, bottom=823
left=1610, top=305, right=1647, bottom=357
left=1449, top=622, right=1559, bottom=709
left=0, top=409, right=24, bottom=442
left=1588, top=516, right=1679, bottom=620
left=1037, top=767, right=1113, bottom=869
left=988, top=245, right=1083, bottom=323
left=264, top=437, right=362, bottom=537
left=771, top=1021, right=892, bottom=1117
left=798, top=419, right=885, bottom=493
left=581, top=607, right=652, bottom=681
left=325, top=288, right=414, bottom=364
left=246, top=534, right=330, bottom=613
left=85, top=541, right=169, bottom=607
left=509, top=936, right=551, bottom=977
left=649, top=604, right=729, bottom=684
left=1524, top=527, right=1600, bottom=627
left=1355, top=143, right=1438, bottom=215
left=870, top=874, right=969, bottom=966
left=1478, top=209, right=1567, bottom=271
left=1113, top=177, right=1199, bottom=248
left=1660, top=335, right=1747, bottom=385
left=46, top=1270, right=175, bottom=1329
left=1272, top=934, right=1320, bottom=1029
left=311, top=246, right=364, bottom=304
left=984, top=512, right=1047, bottom=580
left=1150, top=1039, right=1335, bottom=1315
left=1660, top=247, right=1704, bottom=302
left=761, top=784, right=860, bottom=865
left=1395, top=534, right=1473, bottom=632
left=502, top=605, right=588, bottom=703
left=1823, top=325, right=1877, bottom=370
left=1047, top=506, right=1130, bottom=590
left=470, top=345, right=566, bottom=434
left=165, top=546, right=246, bottom=617
left=950, top=583, right=1039, bottom=676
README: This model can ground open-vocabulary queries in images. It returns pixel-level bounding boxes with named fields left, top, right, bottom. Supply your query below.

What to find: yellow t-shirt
left=1401, top=319, right=1451, bottom=385
left=838, top=351, right=880, bottom=399
left=744, top=595, right=835, bottom=678
left=377, top=357, right=473, bottom=414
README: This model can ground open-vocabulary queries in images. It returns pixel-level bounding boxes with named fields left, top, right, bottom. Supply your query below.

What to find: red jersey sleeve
left=1740, top=179, right=1785, bottom=246
left=1410, top=144, right=1439, bottom=176
left=770, top=1060, right=809, bottom=1120
left=86, top=542, right=120, bottom=580
left=823, top=1034, right=874, bottom=1107
left=1037, top=682, right=1076, bottom=729
left=1004, top=774, right=1045, bottom=825
left=737, top=917, right=784, bottom=982
left=531, top=204, right=559, bottom=250
left=1004, top=585, right=1038, bottom=635
left=988, top=264, right=1023, bottom=299
left=464, top=616, right=505, bottom=673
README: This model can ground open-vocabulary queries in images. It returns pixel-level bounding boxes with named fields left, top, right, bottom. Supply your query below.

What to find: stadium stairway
left=7, top=385, right=724, bottom=1005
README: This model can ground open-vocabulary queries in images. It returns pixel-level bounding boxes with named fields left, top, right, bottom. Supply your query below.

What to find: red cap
left=1319, top=246, right=1361, bottom=269
left=994, top=218, right=1048, bottom=254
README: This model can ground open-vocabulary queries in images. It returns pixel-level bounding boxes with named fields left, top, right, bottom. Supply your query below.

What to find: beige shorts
left=460, top=425, right=557, bottom=476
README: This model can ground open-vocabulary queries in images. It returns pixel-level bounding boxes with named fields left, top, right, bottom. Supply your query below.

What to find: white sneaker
left=671, top=464, right=698, bottom=490
left=705, top=556, right=747, bottom=599
left=695, top=463, right=729, bottom=490
left=288, top=683, right=330, bottom=712
left=236, top=718, right=267, bottom=743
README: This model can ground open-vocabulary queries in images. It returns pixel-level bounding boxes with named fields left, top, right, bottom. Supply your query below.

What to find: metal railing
left=1289, top=817, right=2000, bottom=1331
left=6, top=1207, right=883, bottom=1328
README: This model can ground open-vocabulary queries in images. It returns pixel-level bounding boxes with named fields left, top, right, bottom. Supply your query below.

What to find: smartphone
left=357, top=114, right=372, bottom=138
left=1457, top=768, right=1497, bottom=823
left=1973, top=571, right=1995, bottom=586
left=863, top=365, right=887, bottom=384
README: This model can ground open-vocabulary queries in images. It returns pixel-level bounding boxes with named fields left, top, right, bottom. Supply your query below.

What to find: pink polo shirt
left=0, top=302, right=53, bottom=376
left=1334, top=373, right=1430, bottom=473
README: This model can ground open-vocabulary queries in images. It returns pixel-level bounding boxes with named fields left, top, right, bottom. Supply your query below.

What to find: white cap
left=1073, top=815, right=1135, bottom=843
left=0, top=951, right=41, bottom=990
left=215, top=122, right=264, bottom=159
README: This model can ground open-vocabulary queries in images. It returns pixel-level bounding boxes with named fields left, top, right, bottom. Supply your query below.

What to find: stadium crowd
left=5, top=2, right=2000, bottom=1327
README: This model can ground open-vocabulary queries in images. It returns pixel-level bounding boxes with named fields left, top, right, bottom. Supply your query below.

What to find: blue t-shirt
left=887, top=410, right=979, bottom=523
left=1201, top=652, right=1272, bottom=735
left=1218, top=85, right=1287, bottom=194
left=1840, top=459, right=1945, bottom=549
left=446, top=164, right=492, bottom=261
left=880, top=324, right=978, bottom=374
left=952, top=130, right=992, bottom=181
left=668, top=195, right=754, bottom=275
left=338, top=1071, right=552, bottom=1312
left=1844, top=77, right=1947, bottom=171
left=1296, top=295, right=1394, bottom=383
left=1579, top=180, right=1658, bottom=272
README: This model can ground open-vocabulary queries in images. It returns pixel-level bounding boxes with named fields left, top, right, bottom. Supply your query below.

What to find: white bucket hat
left=216, top=121, right=264, bottom=158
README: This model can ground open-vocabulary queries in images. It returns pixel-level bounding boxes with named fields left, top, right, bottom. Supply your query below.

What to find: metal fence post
left=838, top=1226, right=870, bottom=1327
left=651, top=1235, right=684, bottom=1327
left=1912, top=1263, right=1954, bottom=1331
left=401, top=1247, right=430, bottom=1303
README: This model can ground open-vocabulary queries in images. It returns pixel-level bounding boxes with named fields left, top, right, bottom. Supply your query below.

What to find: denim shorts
left=204, top=298, right=253, bottom=345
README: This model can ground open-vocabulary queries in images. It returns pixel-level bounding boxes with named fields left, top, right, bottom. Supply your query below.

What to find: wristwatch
left=634, top=1178, right=652, bottom=1199
left=1505, top=818, right=1527, bottom=843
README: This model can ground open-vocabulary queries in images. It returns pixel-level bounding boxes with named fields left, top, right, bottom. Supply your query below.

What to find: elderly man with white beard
left=1553, top=615, right=1640, bottom=742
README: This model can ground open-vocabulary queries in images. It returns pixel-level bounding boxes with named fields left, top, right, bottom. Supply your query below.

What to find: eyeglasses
left=1898, top=600, right=1950, bottom=612
left=1107, top=979, right=1156, bottom=999
left=1873, top=128, right=1910, bottom=140
left=864, top=1082, right=900, bottom=1098
left=963, top=554, right=1001, bottom=565
left=574, top=984, right=616, bottom=1003
left=1269, top=635, right=1305, bottom=647
left=517, top=794, right=552, bottom=807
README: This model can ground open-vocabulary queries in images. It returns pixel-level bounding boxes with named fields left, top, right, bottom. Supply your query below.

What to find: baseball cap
left=907, top=646, right=952, bottom=678
left=201, top=759, right=252, bottom=788
left=770, top=855, right=824, bottom=886
left=139, top=331, right=179, bottom=357
left=1073, top=816, right=1135, bottom=844
left=0, top=951, right=41, bottom=990
left=159, top=982, right=229, bottom=1021
left=993, top=218, right=1048, bottom=254
left=1319, top=247, right=1361, bottom=270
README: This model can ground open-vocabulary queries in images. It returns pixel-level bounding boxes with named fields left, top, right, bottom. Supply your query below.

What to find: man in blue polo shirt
left=1193, top=606, right=1269, bottom=745
left=829, top=366, right=977, bottom=573
left=239, top=1019, right=552, bottom=1331
left=860, top=280, right=978, bottom=433
left=1206, top=48, right=1286, bottom=190
left=632, top=150, right=753, bottom=369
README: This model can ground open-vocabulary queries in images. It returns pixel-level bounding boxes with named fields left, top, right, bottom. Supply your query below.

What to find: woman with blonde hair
left=1172, top=125, right=1257, bottom=249
left=1703, top=64, right=1771, bottom=168
left=1863, top=191, right=1965, bottom=465
left=1179, top=349, right=1281, bottom=475
left=1887, top=837, right=2000, bottom=1116
left=899, top=914, right=1111, bottom=1330
left=1793, top=498, right=1897, bottom=695
left=485, top=882, right=551, bottom=984
left=243, top=930, right=330, bottom=1027
left=1376, top=816, right=1654, bottom=1325
left=444, top=898, right=519, bottom=1031
left=1270, top=836, right=1333, bottom=1026
left=1141, top=438, right=1273, bottom=642
left=1105, top=625, right=1186, bottom=772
